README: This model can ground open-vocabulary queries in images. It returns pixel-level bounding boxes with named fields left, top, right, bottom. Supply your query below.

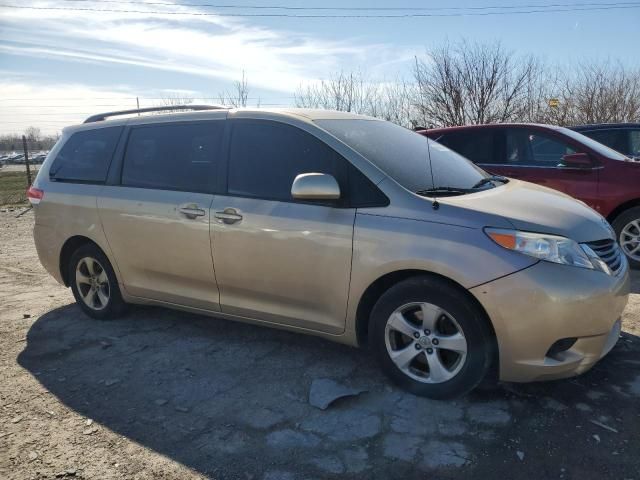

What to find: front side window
left=49, top=126, right=122, bottom=182
left=122, top=122, right=223, bottom=192
left=505, top=129, right=575, bottom=167
left=227, top=121, right=347, bottom=202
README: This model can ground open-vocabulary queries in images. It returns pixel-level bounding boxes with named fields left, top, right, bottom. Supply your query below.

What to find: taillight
left=26, top=186, right=44, bottom=205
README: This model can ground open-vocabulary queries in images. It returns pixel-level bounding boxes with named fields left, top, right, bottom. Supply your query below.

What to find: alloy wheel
left=75, top=257, right=110, bottom=311
left=620, top=219, right=640, bottom=262
left=384, top=302, right=467, bottom=384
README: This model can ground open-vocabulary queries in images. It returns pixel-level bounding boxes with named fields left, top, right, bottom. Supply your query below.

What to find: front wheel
left=69, top=244, right=127, bottom=320
left=370, top=276, right=493, bottom=399
left=612, top=206, right=640, bottom=269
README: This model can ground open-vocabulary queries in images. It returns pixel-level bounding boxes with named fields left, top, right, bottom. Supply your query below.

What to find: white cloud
left=0, top=1, right=407, bottom=92
left=0, top=81, right=144, bottom=135
left=0, top=1, right=419, bottom=134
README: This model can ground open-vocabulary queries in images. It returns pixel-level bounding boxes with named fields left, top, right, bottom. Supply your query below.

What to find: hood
left=441, top=179, right=614, bottom=243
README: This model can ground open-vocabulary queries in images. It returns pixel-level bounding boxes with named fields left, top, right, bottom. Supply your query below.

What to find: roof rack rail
left=83, top=104, right=228, bottom=123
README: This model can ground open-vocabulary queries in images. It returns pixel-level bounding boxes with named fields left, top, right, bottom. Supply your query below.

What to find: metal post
left=22, top=135, right=32, bottom=187
left=137, top=96, right=140, bottom=115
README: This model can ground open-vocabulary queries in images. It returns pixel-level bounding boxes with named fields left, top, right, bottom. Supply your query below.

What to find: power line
left=57, top=0, right=640, bottom=11
left=2, top=2, right=640, bottom=17
left=0, top=98, right=296, bottom=103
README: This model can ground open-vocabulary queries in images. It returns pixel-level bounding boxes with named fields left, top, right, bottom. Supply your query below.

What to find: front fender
left=344, top=212, right=537, bottom=340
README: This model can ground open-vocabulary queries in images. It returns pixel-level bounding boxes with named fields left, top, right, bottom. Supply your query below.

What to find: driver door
left=210, top=119, right=355, bottom=334
left=493, top=127, right=600, bottom=206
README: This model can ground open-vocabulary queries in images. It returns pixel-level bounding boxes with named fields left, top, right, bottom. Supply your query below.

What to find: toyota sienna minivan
left=31, top=106, right=630, bottom=399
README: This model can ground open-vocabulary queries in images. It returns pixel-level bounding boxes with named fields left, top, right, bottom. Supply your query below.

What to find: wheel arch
left=606, top=198, right=640, bottom=224
left=354, top=269, right=499, bottom=377
left=59, top=236, right=104, bottom=287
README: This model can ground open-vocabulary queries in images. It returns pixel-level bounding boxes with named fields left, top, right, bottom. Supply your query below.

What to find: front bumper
left=470, top=260, right=630, bottom=383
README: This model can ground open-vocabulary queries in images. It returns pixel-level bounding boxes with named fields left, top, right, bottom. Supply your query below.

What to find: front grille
left=585, top=239, right=624, bottom=275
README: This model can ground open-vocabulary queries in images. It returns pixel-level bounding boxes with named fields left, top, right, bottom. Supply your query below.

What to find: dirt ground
left=1, top=209, right=639, bottom=480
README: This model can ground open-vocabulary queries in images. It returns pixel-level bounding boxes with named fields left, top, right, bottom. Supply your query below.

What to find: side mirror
left=561, top=152, right=592, bottom=168
left=291, top=173, right=340, bottom=201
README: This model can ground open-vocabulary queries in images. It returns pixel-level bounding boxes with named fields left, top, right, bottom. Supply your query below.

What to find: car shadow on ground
left=17, top=297, right=640, bottom=479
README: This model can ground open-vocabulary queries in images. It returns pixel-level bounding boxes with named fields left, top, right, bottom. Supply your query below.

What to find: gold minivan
left=31, top=106, right=630, bottom=398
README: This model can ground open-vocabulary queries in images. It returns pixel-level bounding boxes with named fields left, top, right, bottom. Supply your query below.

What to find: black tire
left=612, top=206, right=640, bottom=269
left=370, top=275, right=493, bottom=399
left=68, top=243, right=127, bottom=320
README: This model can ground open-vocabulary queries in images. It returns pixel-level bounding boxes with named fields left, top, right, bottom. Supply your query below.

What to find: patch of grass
left=0, top=171, right=31, bottom=206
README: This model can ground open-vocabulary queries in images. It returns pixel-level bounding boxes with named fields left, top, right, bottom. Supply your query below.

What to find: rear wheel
left=370, top=276, right=493, bottom=399
left=612, top=207, right=640, bottom=269
left=69, top=244, right=127, bottom=319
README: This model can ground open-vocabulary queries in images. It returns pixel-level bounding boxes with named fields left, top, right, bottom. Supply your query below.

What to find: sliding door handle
left=179, top=205, right=206, bottom=219
left=214, top=209, right=243, bottom=224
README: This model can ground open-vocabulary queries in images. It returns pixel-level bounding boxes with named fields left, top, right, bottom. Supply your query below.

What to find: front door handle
left=214, top=208, right=243, bottom=224
left=179, top=204, right=206, bottom=219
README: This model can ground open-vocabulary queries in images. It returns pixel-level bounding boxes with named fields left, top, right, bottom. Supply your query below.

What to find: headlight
left=485, top=228, right=601, bottom=271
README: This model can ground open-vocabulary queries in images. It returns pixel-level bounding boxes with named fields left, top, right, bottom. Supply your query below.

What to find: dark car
left=571, top=123, right=640, bottom=160
left=419, top=123, right=640, bottom=267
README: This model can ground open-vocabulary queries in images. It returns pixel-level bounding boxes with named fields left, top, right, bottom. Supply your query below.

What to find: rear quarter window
left=49, top=127, right=123, bottom=183
left=437, top=130, right=496, bottom=164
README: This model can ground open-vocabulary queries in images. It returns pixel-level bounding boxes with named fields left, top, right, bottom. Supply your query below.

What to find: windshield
left=557, top=127, right=630, bottom=161
left=315, top=119, right=490, bottom=194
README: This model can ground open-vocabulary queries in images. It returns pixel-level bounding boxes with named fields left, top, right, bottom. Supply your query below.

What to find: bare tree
left=0, top=129, right=57, bottom=152
left=295, top=71, right=377, bottom=113
left=295, top=71, right=421, bottom=128
left=523, top=61, right=640, bottom=126
left=561, top=61, right=640, bottom=125
left=24, top=126, right=42, bottom=143
left=160, top=94, right=194, bottom=106
left=219, top=70, right=251, bottom=107
left=156, top=93, right=195, bottom=113
left=413, top=40, right=543, bottom=127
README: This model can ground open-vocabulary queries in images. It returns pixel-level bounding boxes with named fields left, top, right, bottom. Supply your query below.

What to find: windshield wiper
left=471, top=175, right=509, bottom=189
left=415, top=187, right=474, bottom=197
left=417, top=176, right=509, bottom=197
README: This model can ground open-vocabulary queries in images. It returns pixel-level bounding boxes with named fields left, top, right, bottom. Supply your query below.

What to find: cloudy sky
left=1, top=1, right=638, bottom=134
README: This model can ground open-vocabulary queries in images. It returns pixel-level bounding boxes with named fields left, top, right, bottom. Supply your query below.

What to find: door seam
left=208, top=195, right=222, bottom=308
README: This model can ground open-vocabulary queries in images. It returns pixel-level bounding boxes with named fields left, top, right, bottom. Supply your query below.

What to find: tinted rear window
left=631, top=131, right=640, bottom=157
left=579, top=129, right=628, bottom=155
left=122, top=122, right=224, bottom=192
left=49, top=127, right=122, bottom=182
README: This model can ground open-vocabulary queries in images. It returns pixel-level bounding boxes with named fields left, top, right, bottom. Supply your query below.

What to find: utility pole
left=22, top=135, right=32, bottom=187
left=136, top=96, right=140, bottom=115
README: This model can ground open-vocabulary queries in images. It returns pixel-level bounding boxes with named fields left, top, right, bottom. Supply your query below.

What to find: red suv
left=420, top=124, right=640, bottom=267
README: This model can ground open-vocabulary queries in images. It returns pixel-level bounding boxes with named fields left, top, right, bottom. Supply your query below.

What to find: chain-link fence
left=1, top=171, right=28, bottom=205
left=0, top=135, right=44, bottom=206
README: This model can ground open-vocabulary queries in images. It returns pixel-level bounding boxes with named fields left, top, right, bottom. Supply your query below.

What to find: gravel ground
left=1, top=209, right=639, bottom=480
